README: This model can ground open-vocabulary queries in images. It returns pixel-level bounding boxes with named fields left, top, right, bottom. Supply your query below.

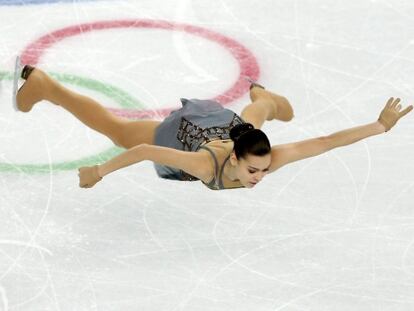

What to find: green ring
left=0, top=70, right=144, bottom=173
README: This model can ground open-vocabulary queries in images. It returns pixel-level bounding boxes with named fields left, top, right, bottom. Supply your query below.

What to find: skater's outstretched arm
left=78, top=144, right=210, bottom=188
left=268, top=97, right=413, bottom=172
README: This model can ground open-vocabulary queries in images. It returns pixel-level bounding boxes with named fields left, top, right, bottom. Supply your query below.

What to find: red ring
left=21, top=19, right=260, bottom=119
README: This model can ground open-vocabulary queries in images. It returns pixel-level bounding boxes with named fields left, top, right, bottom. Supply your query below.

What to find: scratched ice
left=0, top=0, right=414, bottom=310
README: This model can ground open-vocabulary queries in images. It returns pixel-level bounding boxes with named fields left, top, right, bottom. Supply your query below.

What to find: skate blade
left=12, top=56, right=23, bottom=112
left=244, top=77, right=265, bottom=90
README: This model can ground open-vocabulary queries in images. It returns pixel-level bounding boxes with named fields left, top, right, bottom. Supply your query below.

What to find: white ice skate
left=12, top=55, right=23, bottom=111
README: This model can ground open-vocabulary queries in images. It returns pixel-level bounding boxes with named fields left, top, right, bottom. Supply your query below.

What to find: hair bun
left=230, top=123, right=255, bottom=142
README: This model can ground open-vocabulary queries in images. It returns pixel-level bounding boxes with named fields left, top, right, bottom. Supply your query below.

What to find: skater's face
left=231, top=153, right=271, bottom=188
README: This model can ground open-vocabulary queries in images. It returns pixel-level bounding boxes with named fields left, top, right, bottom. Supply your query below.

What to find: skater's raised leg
left=15, top=65, right=161, bottom=149
left=241, top=83, right=294, bottom=129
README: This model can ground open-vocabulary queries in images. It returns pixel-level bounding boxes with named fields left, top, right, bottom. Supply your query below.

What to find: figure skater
left=12, top=57, right=413, bottom=190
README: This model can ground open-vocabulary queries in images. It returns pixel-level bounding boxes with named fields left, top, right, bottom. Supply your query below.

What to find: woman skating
left=13, top=57, right=413, bottom=190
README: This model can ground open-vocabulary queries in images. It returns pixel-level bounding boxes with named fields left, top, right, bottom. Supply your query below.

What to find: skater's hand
left=378, top=97, right=413, bottom=132
left=78, top=165, right=102, bottom=188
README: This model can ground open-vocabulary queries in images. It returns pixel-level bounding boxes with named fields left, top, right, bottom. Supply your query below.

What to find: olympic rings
left=2, top=19, right=261, bottom=173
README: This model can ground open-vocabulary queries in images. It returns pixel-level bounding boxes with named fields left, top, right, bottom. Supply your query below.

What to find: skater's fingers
left=386, top=97, right=394, bottom=108
left=391, top=98, right=401, bottom=108
left=399, top=105, right=413, bottom=118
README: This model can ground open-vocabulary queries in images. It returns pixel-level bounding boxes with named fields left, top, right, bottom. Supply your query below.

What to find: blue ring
left=0, top=0, right=99, bottom=5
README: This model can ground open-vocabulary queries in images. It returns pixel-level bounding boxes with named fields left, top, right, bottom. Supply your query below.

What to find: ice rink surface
left=1, top=0, right=414, bottom=310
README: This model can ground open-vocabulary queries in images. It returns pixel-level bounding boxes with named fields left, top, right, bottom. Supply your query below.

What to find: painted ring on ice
left=0, top=0, right=98, bottom=5
left=21, top=19, right=260, bottom=120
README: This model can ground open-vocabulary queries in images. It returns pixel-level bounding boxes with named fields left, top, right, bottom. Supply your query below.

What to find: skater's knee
left=110, top=136, right=128, bottom=149
left=110, top=125, right=134, bottom=149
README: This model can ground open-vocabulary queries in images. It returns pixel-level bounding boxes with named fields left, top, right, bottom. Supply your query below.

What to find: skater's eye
left=248, top=166, right=270, bottom=174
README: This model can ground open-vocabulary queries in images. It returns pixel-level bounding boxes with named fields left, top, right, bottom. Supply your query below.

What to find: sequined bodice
left=176, top=114, right=244, bottom=182
left=177, top=114, right=244, bottom=152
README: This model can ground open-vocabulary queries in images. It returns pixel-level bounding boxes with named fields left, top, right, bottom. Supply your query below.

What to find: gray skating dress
left=153, top=98, right=246, bottom=190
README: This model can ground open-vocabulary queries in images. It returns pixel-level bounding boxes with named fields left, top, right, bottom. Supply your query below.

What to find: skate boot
left=13, top=56, right=46, bottom=112
left=245, top=77, right=294, bottom=122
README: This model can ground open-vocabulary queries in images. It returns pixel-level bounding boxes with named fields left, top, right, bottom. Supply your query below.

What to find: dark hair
left=229, top=123, right=271, bottom=159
